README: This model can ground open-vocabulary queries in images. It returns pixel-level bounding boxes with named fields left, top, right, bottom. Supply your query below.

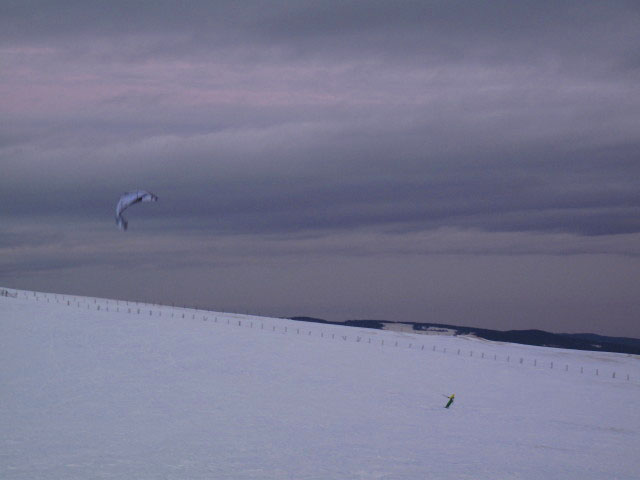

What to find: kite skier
left=444, top=393, right=455, bottom=409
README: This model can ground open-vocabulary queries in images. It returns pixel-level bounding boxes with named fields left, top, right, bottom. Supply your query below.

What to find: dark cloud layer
left=3, top=1, right=639, bottom=63
left=2, top=1, right=639, bottom=335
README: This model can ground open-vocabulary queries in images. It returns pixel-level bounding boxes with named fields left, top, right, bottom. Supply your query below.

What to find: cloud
left=3, top=218, right=640, bottom=281
left=3, top=2, right=639, bottom=66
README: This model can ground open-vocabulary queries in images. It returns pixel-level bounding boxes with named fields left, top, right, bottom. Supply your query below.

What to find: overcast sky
left=2, top=1, right=639, bottom=336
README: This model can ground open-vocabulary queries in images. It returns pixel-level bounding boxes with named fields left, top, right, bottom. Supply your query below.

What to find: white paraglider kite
left=115, top=190, right=158, bottom=231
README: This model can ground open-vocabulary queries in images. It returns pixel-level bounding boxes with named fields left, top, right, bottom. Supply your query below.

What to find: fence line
left=4, top=287, right=636, bottom=384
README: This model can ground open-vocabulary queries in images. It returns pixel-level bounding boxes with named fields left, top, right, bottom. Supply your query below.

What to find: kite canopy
left=115, top=190, right=158, bottom=231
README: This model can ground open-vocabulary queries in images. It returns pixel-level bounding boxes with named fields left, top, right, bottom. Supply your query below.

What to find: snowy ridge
left=2, top=287, right=640, bottom=479
left=3, top=287, right=636, bottom=384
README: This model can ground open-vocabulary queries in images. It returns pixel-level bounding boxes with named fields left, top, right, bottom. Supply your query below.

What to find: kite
left=115, top=190, right=158, bottom=231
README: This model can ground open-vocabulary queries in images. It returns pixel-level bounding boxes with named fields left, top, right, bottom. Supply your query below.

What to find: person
left=445, top=393, right=455, bottom=408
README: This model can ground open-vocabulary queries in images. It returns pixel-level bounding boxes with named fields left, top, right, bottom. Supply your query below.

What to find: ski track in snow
left=1, top=288, right=639, bottom=479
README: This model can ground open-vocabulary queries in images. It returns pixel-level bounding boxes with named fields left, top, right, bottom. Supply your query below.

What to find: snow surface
left=1, top=288, right=639, bottom=479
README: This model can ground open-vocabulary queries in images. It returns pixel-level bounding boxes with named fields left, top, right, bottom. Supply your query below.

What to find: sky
left=1, top=1, right=639, bottom=337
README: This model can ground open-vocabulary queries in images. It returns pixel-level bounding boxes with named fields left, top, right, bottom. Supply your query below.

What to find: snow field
left=1, top=288, right=639, bottom=479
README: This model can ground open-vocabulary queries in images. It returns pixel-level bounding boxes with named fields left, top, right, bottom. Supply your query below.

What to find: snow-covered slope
left=1, top=288, right=639, bottom=479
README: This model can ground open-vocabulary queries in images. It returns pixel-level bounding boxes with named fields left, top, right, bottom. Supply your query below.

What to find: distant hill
left=288, top=317, right=640, bottom=355
left=561, top=333, right=640, bottom=349
left=288, top=316, right=386, bottom=330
